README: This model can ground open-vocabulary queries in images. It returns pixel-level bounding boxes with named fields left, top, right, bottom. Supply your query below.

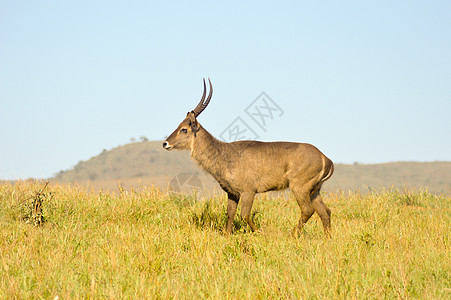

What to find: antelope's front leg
left=226, top=193, right=239, bottom=234
left=240, top=192, right=258, bottom=232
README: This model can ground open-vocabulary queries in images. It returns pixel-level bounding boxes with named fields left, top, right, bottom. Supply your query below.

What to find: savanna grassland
left=0, top=181, right=449, bottom=299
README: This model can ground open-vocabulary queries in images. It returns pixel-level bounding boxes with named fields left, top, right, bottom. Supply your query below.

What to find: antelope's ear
left=187, top=111, right=199, bottom=136
left=187, top=111, right=197, bottom=126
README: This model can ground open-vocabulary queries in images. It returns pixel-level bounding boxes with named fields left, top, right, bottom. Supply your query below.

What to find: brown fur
left=164, top=111, right=334, bottom=236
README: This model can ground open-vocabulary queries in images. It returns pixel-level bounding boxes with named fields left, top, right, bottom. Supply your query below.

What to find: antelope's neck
left=190, top=126, right=227, bottom=178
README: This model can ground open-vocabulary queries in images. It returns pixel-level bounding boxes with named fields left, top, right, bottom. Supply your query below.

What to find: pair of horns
left=192, top=78, right=213, bottom=117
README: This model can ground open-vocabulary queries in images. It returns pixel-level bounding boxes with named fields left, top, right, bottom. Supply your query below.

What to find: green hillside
left=55, top=141, right=200, bottom=182
left=324, top=161, right=451, bottom=194
left=54, top=141, right=451, bottom=195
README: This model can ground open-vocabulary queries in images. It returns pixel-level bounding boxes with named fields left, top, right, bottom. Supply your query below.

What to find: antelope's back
left=225, top=140, right=329, bottom=192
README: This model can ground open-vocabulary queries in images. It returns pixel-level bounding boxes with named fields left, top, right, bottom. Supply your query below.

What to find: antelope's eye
left=180, top=128, right=188, bottom=134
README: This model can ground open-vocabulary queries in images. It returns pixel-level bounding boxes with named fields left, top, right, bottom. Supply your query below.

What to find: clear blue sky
left=1, top=1, right=450, bottom=180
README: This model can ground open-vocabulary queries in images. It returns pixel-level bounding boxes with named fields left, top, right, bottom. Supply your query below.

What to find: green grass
left=0, top=181, right=450, bottom=299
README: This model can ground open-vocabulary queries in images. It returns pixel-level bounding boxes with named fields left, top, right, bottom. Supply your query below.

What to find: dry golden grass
left=0, top=181, right=450, bottom=299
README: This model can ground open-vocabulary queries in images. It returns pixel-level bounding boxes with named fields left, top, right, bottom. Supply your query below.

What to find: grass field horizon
left=0, top=181, right=449, bottom=298
left=51, top=141, right=451, bottom=195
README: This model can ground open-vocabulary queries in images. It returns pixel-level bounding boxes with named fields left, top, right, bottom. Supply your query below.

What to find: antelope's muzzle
left=162, top=141, right=173, bottom=150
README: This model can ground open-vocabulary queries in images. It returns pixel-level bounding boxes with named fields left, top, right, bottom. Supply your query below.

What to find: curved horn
left=192, top=78, right=213, bottom=117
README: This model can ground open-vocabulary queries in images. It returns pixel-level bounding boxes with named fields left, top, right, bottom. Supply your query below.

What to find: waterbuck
left=163, top=79, right=334, bottom=236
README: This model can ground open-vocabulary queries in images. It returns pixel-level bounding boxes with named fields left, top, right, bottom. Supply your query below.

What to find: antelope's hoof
left=292, top=226, right=302, bottom=238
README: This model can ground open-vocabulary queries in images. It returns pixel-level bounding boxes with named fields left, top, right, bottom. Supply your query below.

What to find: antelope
left=163, top=79, right=334, bottom=236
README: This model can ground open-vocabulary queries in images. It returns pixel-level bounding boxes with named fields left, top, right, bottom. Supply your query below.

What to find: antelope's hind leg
left=310, top=186, right=332, bottom=237
left=290, top=185, right=315, bottom=237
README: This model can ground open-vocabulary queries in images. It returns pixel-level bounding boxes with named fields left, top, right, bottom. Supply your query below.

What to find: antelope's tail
left=320, top=157, right=334, bottom=183
left=312, top=156, right=334, bottom=196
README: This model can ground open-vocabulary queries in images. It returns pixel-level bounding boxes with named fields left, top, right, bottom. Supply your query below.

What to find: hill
left=326, top=161, right=450, bottom=194
left=55, top=141, right=199, bottom=181
left=54, top=141, right=451, bottom=194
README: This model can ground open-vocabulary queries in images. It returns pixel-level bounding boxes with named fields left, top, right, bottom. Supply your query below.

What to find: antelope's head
left=163, top=78, right=213, bottom=151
